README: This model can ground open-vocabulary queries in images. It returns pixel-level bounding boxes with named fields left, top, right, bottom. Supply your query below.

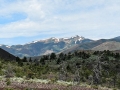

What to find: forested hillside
left=0, top=50, right=120, bottom=89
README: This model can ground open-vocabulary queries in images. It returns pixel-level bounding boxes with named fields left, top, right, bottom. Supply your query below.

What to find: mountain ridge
left=92, top=41, right=120, bottom=51
left=0, top=35, right=120, bottom=57
left=0, top=35, right=93, bottom=57
left=62, top=36, right=120, bottom=54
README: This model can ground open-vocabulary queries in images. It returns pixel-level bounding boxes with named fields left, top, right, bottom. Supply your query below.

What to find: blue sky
left=0, top=0, right=120, bottom=45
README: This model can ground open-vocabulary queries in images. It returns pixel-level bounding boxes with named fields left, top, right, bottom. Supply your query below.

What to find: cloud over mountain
left=0, top=0, right=120, bottom=45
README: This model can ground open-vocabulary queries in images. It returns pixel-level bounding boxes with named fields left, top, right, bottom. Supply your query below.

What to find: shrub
left=91, top=85, right=98, bottom=89
left=5, top=88, right=14, bottom=90
left=52, top=89, right=58, bottom=90
left=5, top=64, right=14, bottom=78
left=6, top=78, right=11, bottom=86
left=50, top=78, right=57, bottom=83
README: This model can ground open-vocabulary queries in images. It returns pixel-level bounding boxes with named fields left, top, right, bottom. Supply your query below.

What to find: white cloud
left=0, top=0, right=120, bottom=39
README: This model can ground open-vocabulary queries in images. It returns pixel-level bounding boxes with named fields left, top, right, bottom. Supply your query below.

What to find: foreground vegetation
left=0, top=50, right=120, bottom=89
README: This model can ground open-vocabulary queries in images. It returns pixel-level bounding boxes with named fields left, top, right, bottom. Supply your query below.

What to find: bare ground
left=0, top=81, right=97, bottom=90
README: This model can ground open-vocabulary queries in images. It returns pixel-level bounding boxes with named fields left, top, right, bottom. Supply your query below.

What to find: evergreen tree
left=40, top=58, right=45, bottom=65
left=50, top=53, right=56, bottom=59
left=29, top=57, right=32, bottom=62
left=23, top=56, right=27, bottom=62
left=16, top=57, right=20, bottom=62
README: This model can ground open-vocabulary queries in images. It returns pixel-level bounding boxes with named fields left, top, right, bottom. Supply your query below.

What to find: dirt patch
left=0, top=81, right=95, bottom=90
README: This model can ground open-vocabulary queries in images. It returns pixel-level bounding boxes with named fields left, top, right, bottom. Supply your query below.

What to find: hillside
left=0, top=48, right=16, bottom=60
left=0, top=50, right=120, bottom=89
left=92, top=41, right=120, bottom=51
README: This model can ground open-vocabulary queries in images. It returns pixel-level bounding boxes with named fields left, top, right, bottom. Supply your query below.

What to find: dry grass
left=0, top=77, right=116, bottom=90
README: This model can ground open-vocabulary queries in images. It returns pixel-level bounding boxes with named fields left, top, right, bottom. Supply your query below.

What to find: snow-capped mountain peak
left=27, top=35, right=85, bottom=44
left=0, top=35, right=93, bottom=57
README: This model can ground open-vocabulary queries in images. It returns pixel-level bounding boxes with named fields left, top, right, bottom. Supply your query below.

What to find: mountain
left=111, top=36, right=120, bottom=42
left=1, top=35, right=120, bottom=57
left=0, top=48, right=16, bottom=60
left=62, top=36, right=120, bottom=53
left=0, top=35, right=93, bottom=57
left=62, top=39, right=108, bottom=53
left=92, top=41, right=120, bottom=51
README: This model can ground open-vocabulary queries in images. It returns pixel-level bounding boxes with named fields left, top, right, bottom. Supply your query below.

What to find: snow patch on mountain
left=6, top=46, right=11, bottom=48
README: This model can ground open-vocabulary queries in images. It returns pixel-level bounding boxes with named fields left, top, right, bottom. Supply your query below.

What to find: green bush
left=5, top=88, right=14, bottom=90
left=6, top=78, right=11, bottom=86
left=113, top=88, right=117, bottom=90
left=50, top=78, right=57, bottom=83
left=52, top=89, right=58, bottom=90
left=91, top=85, right=98, bottom=89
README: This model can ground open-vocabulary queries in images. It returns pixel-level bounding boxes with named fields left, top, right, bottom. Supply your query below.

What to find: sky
left=0, top=0, right=120, bottom=45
